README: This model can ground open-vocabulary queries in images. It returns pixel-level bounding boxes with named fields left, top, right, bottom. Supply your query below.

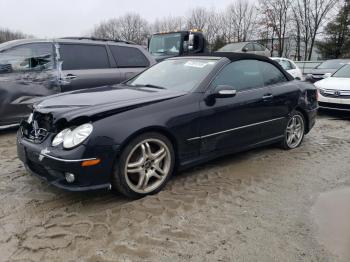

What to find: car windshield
left=127, top=59, right=218, bottom=91
left=149, top=33, right=181, bottom=56
left=317, top=60, right=349, bottom=69
left=277, top=60, right=290, bottom=70
left=217, top=43, right=246, bottom=52
left=332, top=64, right=350, bottom=78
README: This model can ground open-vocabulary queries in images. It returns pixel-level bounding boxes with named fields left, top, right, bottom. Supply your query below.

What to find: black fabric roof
left=188, top=52, right=294, bottom=81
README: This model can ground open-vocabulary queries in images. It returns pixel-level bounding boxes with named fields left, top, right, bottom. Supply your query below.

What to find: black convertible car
left=17, top=53, right=318, bottom=198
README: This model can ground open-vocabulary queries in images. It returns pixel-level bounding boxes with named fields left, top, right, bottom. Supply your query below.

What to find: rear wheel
left=281, top=111, right=305, bottom=150
left=112, top=132, right=175, bottom=199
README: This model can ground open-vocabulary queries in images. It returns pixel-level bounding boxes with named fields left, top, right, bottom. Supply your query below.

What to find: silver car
left=0, top=37, right=156, bottom=129
left=217, top=42, right=270, bottom=57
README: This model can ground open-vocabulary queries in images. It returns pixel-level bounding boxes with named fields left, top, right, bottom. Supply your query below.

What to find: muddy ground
left=0, top=112, right=349, bottom=262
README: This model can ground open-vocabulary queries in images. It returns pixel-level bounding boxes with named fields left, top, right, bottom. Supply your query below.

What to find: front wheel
left=281, top=111, right=305, bottom=150
left=112, top=132, right=175, bottom=199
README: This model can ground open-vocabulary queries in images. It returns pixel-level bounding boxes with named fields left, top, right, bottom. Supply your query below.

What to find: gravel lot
left=0, top=112, right=349, bottom=262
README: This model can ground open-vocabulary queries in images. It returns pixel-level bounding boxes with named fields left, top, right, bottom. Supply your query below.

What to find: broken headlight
left=52, top=123, right=93, bottom=149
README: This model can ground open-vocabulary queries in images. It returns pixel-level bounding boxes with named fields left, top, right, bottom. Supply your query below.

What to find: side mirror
left=183, top=41, right=188, bottom=52
left=205, top=85, right=236, bottom=105
left=242, top=47, right=248, bottom=52
left=188, top=33, right=194, bottom=51
left=213, top=85, right=237, bottom=98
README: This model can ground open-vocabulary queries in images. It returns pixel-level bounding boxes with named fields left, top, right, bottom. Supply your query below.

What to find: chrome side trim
left=0, top=123, right=19, bottom=130
left=187, top=117, right=285, bottom=141
left=319, top=106, right=350, bottom=112
left=41, top=153, right=97, bottom=163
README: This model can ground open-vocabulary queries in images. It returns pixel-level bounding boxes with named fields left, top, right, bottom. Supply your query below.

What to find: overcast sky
left=0, top=0, right=245, bottom=38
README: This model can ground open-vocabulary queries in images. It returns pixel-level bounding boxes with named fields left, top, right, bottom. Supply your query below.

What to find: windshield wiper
left=127, top=83, right=167, bottom=89
left=143, top=84, right=167, bottom=89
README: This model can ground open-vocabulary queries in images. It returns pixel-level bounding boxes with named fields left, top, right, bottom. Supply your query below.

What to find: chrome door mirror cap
left=214, top=85, right=237, bottom=98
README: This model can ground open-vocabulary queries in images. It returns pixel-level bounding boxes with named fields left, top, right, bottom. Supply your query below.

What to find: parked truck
left=148, top=29, right=207, bottom=61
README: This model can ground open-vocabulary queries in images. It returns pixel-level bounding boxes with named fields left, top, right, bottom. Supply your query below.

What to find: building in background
left=257, top=37, right=322, bottom=61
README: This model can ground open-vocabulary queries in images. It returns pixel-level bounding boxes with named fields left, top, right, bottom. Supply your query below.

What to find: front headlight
left=52, top=128, right=71, bottom=146
left=52, top=123, right=93, bottom=149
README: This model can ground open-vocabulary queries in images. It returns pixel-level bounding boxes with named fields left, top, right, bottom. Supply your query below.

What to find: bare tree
left=225, top=0, right=258, bottom=43
left=187, top=7, right=209, bottom=30
left=0, top=28, right=29, bottom=44
left=152, top=16, right=186, bottom=33
left=118, top=14, right=150, bottom=44
left=293, top=0, right=339, bottom=60
left=92, top=13, right=149, bottom=44
left=186, top=7, right=224, bottom=47
left=291, top=5, right=303, bottom=60
left=308, top=0, right=340, bottom=60
left=259, top=0, right=292, bottom=57
left=205, top=10, right=224, bottom=46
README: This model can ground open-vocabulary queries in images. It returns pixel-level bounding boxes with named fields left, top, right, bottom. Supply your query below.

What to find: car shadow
left=0, top=126, right=18, bottom=135
left=20, top=143, right=279, bottom=204
left=318, top=109, right=350, bottom=120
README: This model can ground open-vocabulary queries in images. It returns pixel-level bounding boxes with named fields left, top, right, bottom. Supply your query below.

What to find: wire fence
left=294, top=61, right=323, bottom=75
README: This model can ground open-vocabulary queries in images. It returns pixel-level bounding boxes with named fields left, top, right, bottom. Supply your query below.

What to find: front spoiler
left=17, top=133, right=119, bottom=192
left=24, top=163, right=111, bottom=191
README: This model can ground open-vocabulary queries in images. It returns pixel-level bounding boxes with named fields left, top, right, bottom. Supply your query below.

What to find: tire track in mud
left=0, top=115, right=349, bottom=261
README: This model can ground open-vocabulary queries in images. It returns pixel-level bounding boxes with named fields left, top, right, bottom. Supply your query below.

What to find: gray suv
left=217, top=42, right=270, bottom=57
left=0, top=37, right=156, bottom=129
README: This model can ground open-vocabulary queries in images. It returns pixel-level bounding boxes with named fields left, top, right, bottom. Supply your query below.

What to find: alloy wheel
left=286, top=114, right=304, bottom=148
left=124, top=138, right=171, bottom=194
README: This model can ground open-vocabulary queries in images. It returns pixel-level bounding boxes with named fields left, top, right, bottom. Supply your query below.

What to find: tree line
left=0, top=28, right=29, bottom=44
left=92, top=0, right=342, bottom=60
left=1, top=0, right=347, bottom=60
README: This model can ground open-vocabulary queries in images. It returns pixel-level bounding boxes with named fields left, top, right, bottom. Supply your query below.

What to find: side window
left=0, top=43, right=54, bottom=73
left=279, top=60, right=292, bottom=70
left=290, top=61, right=296, bottom=69
left=244, top=43, right=254, bottom=52
left=253, top=43, right=264, bottom=51
left=59, top=44, right=110, bottom=70
left=260, top=61, right=288, bottom=85
left=211, top=60, right=264, bottom=91
left=109, top=45, right=149, bottom=68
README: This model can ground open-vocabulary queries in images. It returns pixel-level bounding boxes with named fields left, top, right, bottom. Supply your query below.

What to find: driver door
left=198, top=60, right=274, bottom=154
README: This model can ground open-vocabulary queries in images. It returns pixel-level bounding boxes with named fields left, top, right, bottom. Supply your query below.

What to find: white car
left=314, top=64, right=350, bottom=111
left=271, top=57, right=303, bottom=80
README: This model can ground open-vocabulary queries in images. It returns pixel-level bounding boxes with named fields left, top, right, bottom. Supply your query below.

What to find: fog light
left=65, top=173, right=75, bottom=183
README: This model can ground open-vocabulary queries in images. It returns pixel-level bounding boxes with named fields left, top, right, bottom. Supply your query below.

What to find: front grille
left=21, top=111, right=53, bottom=143
left=34, top=112, right=53, bottom=131
left=320, top=89, right=350, bottom=99
left=312, top=74, right=324, bottom=79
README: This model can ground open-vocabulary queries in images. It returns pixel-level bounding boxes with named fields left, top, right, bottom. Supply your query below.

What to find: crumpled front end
left=17, top=110, right=119, bottom=191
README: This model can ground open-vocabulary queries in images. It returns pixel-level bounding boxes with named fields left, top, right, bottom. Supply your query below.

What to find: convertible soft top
left=183, top=52, right=295, bottom=81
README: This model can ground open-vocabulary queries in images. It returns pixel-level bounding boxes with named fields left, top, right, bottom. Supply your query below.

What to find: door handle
left=65, top=74, right=77, bottom=80
left=262, top=94, right=273, bottom=100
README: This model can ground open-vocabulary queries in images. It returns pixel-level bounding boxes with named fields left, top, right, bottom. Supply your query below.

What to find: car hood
left=34, top=85, right=187, bottom=122
left=310, top=68, right=337, bottom=75
left=315, top=77, right=350, bottom=90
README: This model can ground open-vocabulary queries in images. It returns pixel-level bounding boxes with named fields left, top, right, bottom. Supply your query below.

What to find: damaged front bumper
left=17, top=130, right=119, bottom=191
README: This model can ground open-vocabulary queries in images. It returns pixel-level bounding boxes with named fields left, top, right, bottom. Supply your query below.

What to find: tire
left=112, top=132, right=175, bottom=199
left=281, top=110, right=305, bottom=150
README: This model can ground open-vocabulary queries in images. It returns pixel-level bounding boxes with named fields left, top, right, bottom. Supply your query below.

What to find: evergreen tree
left=317, top=0, right=350, bottom=58
left=211, top=36, right=226, bottom=51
